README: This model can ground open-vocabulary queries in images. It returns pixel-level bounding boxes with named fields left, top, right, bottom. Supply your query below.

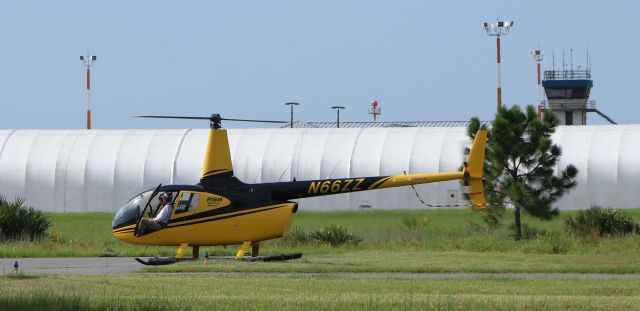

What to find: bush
left=0, top=195, right=51, bottom=241
left=565, top=206, right=639, bottom=237
left=512, top=223, right=549, bottom=240
left=399, top=217, right=429, bottom=243
left=309, top=224, right=362, bottom=246
left=283, top=226, right=310, bottom=244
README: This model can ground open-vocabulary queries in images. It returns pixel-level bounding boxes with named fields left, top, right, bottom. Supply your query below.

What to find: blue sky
left=0, top=0, right=637, bottom=129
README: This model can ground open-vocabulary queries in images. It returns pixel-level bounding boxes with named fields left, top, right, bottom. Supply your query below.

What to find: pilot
left=137, top=192, right=174, bottom=235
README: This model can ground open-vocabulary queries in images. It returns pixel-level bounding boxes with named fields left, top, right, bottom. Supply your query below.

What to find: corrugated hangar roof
left=286, top=121, right=492, bottom=128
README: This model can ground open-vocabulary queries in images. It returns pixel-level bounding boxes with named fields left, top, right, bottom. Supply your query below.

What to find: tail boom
left=264, top=130, right=487, bottom=209
left=269, top=172, right=465, bottom=201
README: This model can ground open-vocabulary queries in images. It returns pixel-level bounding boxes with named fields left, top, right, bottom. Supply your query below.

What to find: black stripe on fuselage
left=166, top=205, right=284, bottom=229
left=113, top=228, right=135, bottom=234
left=203, top=169, right=232, bottom=177
left=169, top=201, right=273, bottom=223
left=368, top=176, right=393, bottom=189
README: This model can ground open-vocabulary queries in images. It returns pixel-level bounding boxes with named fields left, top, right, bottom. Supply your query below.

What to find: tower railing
left=542, top=100, right=596, bottom=111
left=544, top=69, right=591, bottom=80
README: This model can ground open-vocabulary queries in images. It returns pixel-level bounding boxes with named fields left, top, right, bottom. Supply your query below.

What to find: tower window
left=565, top=111, right=573, bottom=125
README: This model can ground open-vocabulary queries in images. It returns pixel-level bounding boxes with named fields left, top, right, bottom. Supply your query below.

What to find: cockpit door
left=134, top=184, right=161, bottom=237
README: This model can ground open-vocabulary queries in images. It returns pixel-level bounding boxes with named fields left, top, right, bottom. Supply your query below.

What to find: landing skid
left=245, top=253, right=303, bottom=262
left=134, top=253, right=303, bottom=266
left=135, top=257, right=182, bottom=265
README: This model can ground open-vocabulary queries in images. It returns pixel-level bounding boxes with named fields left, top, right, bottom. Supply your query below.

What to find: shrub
left=400, top=216, right=430, bottom=230
left=513, top=223, right=549, bottom=240
left=0, top=195, right=51, bottom=241
left=283, top=226, right=310, bottom=244
left=565, top=206, right=639, bottom=237
left=399, top=217, right=429, bottom=243
left=309, top=224, right=362, bottom=246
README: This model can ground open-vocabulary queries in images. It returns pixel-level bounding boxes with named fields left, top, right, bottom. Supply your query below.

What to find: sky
left=0, top=0, right=638, bottom=129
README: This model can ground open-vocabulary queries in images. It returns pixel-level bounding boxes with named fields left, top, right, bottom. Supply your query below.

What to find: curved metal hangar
left=0, top=125, right=638, bottom=212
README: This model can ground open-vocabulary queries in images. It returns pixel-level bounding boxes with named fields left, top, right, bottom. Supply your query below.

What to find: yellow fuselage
left=113, top=201, right=297, bottom=246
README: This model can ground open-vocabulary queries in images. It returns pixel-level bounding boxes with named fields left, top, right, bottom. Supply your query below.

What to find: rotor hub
left=210, top=114, right=222, bottom=129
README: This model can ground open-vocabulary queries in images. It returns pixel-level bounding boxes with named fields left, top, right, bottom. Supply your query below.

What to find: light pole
left=331, top=106, right=345, bottom=128
left=284, top=102, right=299, bottom=128
left=80, top=53, right=97, bottom=129
left=483, top=20, right=513, bottom=112
left=368, top=100, right=381, bottom=122
left=530, top=49, right=544, bottom=118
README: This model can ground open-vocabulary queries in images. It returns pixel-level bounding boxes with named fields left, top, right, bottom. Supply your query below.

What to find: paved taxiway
left=2, top=257, right=143, bottom=275
left=3, top=257, right=640, bottom=279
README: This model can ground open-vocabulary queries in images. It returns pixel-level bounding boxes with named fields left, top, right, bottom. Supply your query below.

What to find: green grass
left=151, top=250, right=640, bottom=274
left=1, top=209, right=639, bottom=274
left=0, top=213, right=175, bottom=258
left=0, top=273, right=639, bottom=310
left=1, top=210, right=638, bottom=310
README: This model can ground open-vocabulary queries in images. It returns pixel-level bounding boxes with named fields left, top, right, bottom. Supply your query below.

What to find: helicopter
left=111, top=114, right=487, bottom=265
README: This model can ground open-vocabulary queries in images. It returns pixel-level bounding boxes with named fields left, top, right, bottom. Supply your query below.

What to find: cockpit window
left=175, top=192, right=200, bottom=214
left=112, top=189, right=155, bottom=229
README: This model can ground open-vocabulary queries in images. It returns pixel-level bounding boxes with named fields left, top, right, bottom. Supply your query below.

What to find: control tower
left=542, top=67, right=616, bottom=125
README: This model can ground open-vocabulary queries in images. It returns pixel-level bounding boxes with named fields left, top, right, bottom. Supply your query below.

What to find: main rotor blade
left=135, top=115, right=287, bottom=123
left=135, top=115, right=211, bottom=120
left=221, top=118, right=287, bottom=124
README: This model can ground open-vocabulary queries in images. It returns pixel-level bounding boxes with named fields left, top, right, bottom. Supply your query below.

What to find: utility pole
left=284, top=102, right=299, bottom=128
left=80, top=53, right=97, bottom=129
left=530, top=49, right=544, bottom=118
left=483, top=20, right=514, bottom=112
left=331, top=106, right=345, bottom=128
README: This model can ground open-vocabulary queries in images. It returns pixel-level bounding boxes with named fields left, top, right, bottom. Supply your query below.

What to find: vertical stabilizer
left=201, top=129, right=233, bottom=178
left=465, top=130, right=487, bottom=209
left=466, top=130, right=486, bottom=178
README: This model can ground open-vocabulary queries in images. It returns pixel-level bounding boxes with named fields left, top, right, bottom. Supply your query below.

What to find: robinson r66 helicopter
left=112, top=114, right=487, bottom=265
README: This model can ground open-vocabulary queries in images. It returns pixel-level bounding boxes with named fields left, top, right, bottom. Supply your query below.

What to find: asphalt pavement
left=3, top=257, right=640, bottom=279
left=2, top=257, right=144, bottom=275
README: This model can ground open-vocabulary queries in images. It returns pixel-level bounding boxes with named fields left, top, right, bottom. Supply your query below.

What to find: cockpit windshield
left=112, top=189, right=156, bottom=229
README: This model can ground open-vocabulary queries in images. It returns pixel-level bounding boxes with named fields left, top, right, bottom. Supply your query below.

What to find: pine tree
left=467, top=105, right=578, bottom=240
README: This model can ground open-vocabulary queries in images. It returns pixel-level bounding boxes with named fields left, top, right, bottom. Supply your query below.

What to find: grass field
left=151, top=250, right=640, bottom=274
left=1, top=273, right=639, bottom=310
left=1, top=209, right=639, bottom=274
left=2, top=209, right=640, bottom=310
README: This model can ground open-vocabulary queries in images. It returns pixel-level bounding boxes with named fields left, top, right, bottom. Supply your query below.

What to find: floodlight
left=482, top=20, right=514, bottom=36
left=330, top=106, right=345, bottom=128
left=285, top=102, right=300, bottom=128
left=529, top=49, right=544, bottom=62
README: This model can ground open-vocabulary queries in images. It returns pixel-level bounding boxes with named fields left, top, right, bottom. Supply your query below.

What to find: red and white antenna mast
left=80, top=52, right=97, bottom=129
left=530, top=49, right=544, bottom=118
left=368, top=100, right=381, bottom=122
left=483, top=20, right=514, bottom=112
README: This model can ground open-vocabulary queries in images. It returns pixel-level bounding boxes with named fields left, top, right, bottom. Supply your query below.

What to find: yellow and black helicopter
left=111, top=114, right=487, bottom=265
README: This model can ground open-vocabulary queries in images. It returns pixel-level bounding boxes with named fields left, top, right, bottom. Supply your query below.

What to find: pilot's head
left=159, top=192, right=172, bottom=203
